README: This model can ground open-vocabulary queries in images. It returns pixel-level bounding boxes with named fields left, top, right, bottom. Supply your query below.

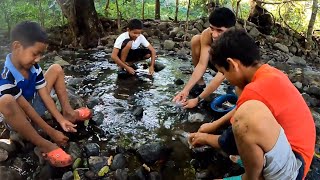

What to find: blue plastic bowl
left=210, top=94, right=238, bottom=113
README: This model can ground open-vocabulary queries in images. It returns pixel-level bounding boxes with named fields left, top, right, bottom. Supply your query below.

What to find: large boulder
left=287, top=56, right=307, bottom=66
left=163, top=40, right=175, bottom=50
left=137, top=142, right=170, bottom=165
left=273, top=43, right=289, bottom=53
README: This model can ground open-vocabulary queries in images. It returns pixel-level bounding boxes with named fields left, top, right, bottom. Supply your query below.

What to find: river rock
left=175, top=79, right=184, bottom=85
left=273, top=43, right=289, bottom=53
left=289, top=46, right=297, bottom=54
left=169, top=27, right=182, bottom=38
left=88, top=156, right=108, bottom=173
left=188, top=113, right=205, bottom=123
left=249, top=27, right=260, bottom=38
left=85, top=143, right=100, bottom=156
left=293, top=82, right=303, bottom=90
left=87, top=96, right=100, bottom=109
left=67, top=142, right=82, bottom=159
left=54, top=56, right=70, bottom=66
left=92, top=111, right=104, bottom=125
left=67, top=77, right=84, bottom=88
left=0, top=149, right=8, bottom=162
left=115, top=168, right=129, bottom=180
left=0, top=139, right=16, bottom=153
left=307, top=85, right=320, bottom=98
left=149, top=171, right=161, bottom=180
left=287, top=56, right=307, bottom=66
left=302, top=93, right=319, bottom=107
left=62, top=171, right=73, bottom=180
left=154, top=62, right=166, bottom=72
left=133, top=106, right=144, bottom=117
left=194, top=22, right=203, bottom=32
left=0, top=166, right=22, bottom=180
left=158, top=22, right=168, bottom=31
left=111, top=154, right=127, bottom=170
left=137, top=142, right=170, bottom=165
left=85, top=170, right=98, bottom=180
left=163, top=40, right=175, bottom=50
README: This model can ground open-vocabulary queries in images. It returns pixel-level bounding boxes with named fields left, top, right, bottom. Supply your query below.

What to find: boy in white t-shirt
left=111, top=19, right=156, bottom=75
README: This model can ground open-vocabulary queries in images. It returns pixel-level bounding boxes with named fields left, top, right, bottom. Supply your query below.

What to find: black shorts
left=118, top=39, right=151, bottom=62
left=218, top=126, right=239, bottom=155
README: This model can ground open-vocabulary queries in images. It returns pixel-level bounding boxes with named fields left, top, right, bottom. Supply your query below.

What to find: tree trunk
left=115, top=0, right=121, bottom=32
left=235, top=0, right=242, bottom=19
left=175, top=0, right=179, bottom=22
left=215, top=0, right=219, bottom=6
left=142, top=0, right=145, bottom=20
left=155, top=0, right=161, bottom=20
left=185, top=0, right=191, bottom=41
left=38, top=0, right=45, bottom=27
left=57, top=0, right=104, bottom=49
left=306, top=0, right=318, bottom=50
left=105, top=0, right=110, bottom=17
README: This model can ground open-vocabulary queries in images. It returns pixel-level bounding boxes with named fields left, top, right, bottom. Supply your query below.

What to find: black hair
left=10, top=21, right=48, bottom=47
left=128, top=19, right=143, bottom=30
left=210, top=28, right=261, bottom=71
left=209, top=7, right=236, bottom=28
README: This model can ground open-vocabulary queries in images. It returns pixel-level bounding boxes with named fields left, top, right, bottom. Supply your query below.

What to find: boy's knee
left=0, top=94, right=15, bottom=106
left=191, top=35, right=201, bottom=47
left=144, top=54, right=151, bottom=59
left=50, top=64, right=63, bottom=74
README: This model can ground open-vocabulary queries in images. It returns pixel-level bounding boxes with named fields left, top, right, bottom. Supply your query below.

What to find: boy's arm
left=173, top=30, right=212, bottom=102
left=183, top=72, right=225, bottom=108
left=111, top=48, right=131, bottom=70
left=16, top=95, right=57, bottom=136
left=147, top=44, right=156, bottom=75
left=37, top=88, right=76, bottom=132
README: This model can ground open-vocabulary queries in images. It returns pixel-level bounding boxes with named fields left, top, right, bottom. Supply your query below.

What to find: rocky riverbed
left=0, top=19, right=319, bottom=180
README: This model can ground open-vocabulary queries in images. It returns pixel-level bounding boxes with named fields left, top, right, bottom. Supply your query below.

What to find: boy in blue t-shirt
left=0, top=21, right=92, bottom=167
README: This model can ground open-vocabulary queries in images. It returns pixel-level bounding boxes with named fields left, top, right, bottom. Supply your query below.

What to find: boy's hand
left=59, top=119, right=77, bottom=133
left=50, top=130, right=69, bottom=146
left=126, top=67, right=135, bottom=75
left=149, top=66, right=155, bottom=75
left=198, top=121, right=219, bottom=133
left=182, top=98, right=198, bottom=109
left=173, top=90, right=189, bottom=103
left=188, top=132, right=208, bottom=147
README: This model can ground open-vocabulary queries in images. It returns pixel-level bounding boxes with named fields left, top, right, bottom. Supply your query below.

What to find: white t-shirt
left=114, top=32, right=150, bottom=50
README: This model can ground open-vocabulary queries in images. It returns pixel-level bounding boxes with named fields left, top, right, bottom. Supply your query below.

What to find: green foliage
left=0, top=0, right=319, bottom=35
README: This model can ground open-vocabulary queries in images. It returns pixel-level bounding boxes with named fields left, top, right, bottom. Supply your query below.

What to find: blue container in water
left=210, top=94, right=238, bottom=113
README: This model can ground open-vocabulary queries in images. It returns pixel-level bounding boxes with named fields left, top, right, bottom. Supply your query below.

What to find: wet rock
left=88, top=156, right=108, bottom=173
left=131, top=167, right=148, bottom=180
left=187, top=28, right=200, bottom=35
left=179, top=66, right=193, bottom=74
left=312, top=110, right=320, bottom=128
left=273, top=43, right=289, bottom=53
left=62, top=171, right=73, bottom=180
left=302, top=93, right=319, bottom=107
left=97, top=46, right=105, bottom=50
left=194, top=22, right=203, bottom=32
left=137, top=142, right=170, bottom=165
left=169, top=27, right=182, bottom=38
left=87, top=96, right=100, bottom=109
left=154, top=62, right=166, bottom=72
left=111, top=154, right=127, bottom=170
left=287, top=56, right=306, bottom=66
left=0, top=149, right=8, bottom=162
left=307, top=86, right=320, bottom=98
left=67, top=77, right=84, bottom=88
left=149, top=172, right=161, bottom=180
left=54, top=56, right=70, bottom=66
left=115, top=168, right=129, bottom=180
left=249, top=27, right=260, bottom=38
left=196, top=170, right=210, bottom=179
left=92, top=111, right=104, bottom=125
left=85, top=171, right=98, bottom=180
left=293, top=82, right=303, bottom=90
left=203, top=21, right=210, bottom=28
left=158, top=22, right=168, bottom=31
left=0, top=166, right=22, bottom=180
left=85, top=143, right=100, bottom=156
left=67, top=142, right=82, bottom=159
left=175, top=79, right=184, bottom=85
left=289, top=46, right=297, bottom=54
left=163, top=40, right=175, bottom=50
left=188, top=113, right=205, bottom=123
left=0, top=139, right=16, bottom=153
left=133, top=106, right=144, bottom=117
left=12, top=157, right=27, bottom=172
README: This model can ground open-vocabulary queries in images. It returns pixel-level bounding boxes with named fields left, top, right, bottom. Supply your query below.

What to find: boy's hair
left=209, top=7, right=236, bottom=28
left=210, top=28, right=261, bottom=71
left=10, top=21, right=48, bottom=47
left=128, top=19, right=143, bottom=30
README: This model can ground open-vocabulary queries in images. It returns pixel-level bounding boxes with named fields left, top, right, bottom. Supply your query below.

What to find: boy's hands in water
left=173, top=90, right=189, bottom=103
left=126, top=67, right=135, bottom=75
left=149, top=66, right=155, bottom=75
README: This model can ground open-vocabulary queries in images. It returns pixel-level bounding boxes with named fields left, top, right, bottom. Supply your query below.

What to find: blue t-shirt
left=0, top=54, right=47, bottom=101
